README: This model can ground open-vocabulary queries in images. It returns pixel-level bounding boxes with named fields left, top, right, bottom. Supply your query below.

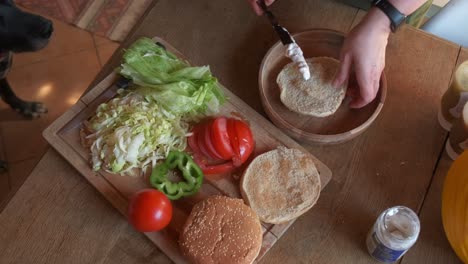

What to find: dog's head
left=0, top=0, right=53, bottom=52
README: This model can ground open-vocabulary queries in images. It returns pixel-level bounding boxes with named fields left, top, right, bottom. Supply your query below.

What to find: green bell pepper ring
left=149, top=151, right=204, bottom=200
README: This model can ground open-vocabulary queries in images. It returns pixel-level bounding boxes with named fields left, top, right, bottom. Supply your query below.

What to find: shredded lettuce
left=84, top=37, right=225, bottom=176
left=85, top=91, right=189, bottom=175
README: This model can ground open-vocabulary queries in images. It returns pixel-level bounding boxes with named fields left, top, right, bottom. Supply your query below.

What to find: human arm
left=333, top=0, right=427, bottom=108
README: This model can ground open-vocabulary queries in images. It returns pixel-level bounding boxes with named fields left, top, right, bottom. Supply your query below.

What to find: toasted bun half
left=179, top=196, right=262, bottom=264
left=277, top=57, right=346, bottom=117
left=240, top=147, right=321, bottom=224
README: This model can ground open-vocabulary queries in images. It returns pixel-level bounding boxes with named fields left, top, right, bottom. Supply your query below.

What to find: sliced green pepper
left=150, top=151, right=204, bottom=200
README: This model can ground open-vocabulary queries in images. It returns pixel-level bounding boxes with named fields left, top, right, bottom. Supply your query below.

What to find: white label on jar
left=367, top=231, right=407, bottom=262
left=460, top=138, right=468, bottom=150
left=449, top=92, right=468, bottom=118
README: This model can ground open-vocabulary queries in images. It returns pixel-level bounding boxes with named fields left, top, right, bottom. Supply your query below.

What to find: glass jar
left=446, top=101, right=468, bottom=160
left=366, top=206, right=421, bottom=263
left=439, top=60, right=468, bottom=130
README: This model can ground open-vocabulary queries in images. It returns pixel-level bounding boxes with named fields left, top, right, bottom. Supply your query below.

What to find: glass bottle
left=366, top=206, right=421, bottom=263
left=439, top=60, right=468, bottom=130
left=446, top=101, right=468, bottom=160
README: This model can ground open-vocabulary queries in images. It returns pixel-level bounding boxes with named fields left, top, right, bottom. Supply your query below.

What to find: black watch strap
left=372, top=0, right=406, bottom=32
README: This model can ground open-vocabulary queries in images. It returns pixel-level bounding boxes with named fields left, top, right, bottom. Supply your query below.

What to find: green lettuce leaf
left=119, top=37, right=225, bottom=116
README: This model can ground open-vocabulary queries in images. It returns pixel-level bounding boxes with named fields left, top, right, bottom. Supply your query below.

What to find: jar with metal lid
left=366, top=206, right=421, bottom=263
left=439, top=60, right=468, bottom=130
left=446, top=101, right=468, bottom=160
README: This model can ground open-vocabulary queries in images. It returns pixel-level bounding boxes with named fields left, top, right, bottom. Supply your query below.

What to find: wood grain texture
left=41, top=37, right=332, bottom=264
left=0, top=150, right=131, bottom=264
left=0, top=0, right=464, bottom=263
left=399, top=153, right=462, bottom=264
left=399, top=48, right=468, bottom=264
left=259, top=18, right=461, bottom=264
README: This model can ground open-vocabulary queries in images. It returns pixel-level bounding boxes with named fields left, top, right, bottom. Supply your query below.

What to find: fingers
left=333, top=53, right=352, bottom=87
left=373, top=75, right=380, bottom=100
left=249, top=0, right=263, bottom=15
left=349, top=62, right=376, bottom=109
left=247, top=0, right=262, bottom=15
left=247, top=0, right=275, bottom=15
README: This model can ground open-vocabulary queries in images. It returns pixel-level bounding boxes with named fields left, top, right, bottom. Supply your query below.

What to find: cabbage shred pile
left=83, top=38, right=225, bottom=176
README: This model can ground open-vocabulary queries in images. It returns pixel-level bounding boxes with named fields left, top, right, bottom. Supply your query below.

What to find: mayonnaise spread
left=285, top=43, right=310, bottom=80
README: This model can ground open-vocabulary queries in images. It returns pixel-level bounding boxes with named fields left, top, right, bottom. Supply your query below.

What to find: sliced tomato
left=193, top=155, right=235, bottom=175
left=187, top=125, right=201, bottom=154
left=202, top=162, right=235, bottom=175
left=226, top=119, right=241, bottom=166
left=189, top=117, right=255, bottom=172
left=211, top=117, right=234, bottom=160
left=234, top=119, right=254, bottom=164
left=203, top=121, right=224, bottom=160
left=197, top=123, right=217, bottom=160
left=196, top=126, right=210, bottom=157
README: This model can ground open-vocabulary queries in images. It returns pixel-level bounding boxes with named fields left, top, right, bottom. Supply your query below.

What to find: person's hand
left=247, top=0, right=275, bottom=15
left=333, top=8, right=391, bottom=108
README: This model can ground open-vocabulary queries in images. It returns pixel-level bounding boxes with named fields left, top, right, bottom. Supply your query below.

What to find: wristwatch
left=372, top=0, right=407, bottom=32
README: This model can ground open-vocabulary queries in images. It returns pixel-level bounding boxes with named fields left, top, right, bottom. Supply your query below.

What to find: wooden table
left=0, top=0, right=465, bottom=263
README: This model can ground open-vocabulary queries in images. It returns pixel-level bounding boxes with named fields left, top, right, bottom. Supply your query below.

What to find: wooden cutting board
left=43, top=37, right=332, bottom=264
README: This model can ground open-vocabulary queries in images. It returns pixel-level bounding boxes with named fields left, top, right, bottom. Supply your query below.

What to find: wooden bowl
left=259, top=29, right=387, bottom=145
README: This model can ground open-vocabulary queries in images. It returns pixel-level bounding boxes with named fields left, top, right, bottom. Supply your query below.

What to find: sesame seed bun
left=179, top=196, right=262, bottom=264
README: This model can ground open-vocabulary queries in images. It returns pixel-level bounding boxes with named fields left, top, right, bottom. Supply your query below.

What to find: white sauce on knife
left=285, top=43, right=310, bottom=81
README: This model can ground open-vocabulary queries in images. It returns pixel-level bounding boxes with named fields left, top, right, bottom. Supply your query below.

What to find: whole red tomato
left=128, top=189, right=172, bottom=232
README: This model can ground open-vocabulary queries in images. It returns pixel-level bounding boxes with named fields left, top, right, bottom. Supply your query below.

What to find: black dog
left=0, top=0, right=53, bottom=118
left=0, top=0, right=52, bottom=170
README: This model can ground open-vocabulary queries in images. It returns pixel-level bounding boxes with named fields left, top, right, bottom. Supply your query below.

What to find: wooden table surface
left=0, top=0, right=465, bottom=263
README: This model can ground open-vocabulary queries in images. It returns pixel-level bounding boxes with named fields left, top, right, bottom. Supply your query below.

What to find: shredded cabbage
left=84, top=37, right=225, bottom=176
left=85, top=91, right=189, bottom=175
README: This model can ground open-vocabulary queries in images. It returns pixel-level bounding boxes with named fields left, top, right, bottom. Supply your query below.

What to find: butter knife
left=257, top=0, right=294, bottom=45
left=257, top=0, right=310, bottom=80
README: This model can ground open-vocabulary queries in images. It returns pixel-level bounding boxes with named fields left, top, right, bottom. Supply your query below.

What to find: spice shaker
left=366, top=206, right=420, bottom=263
left=439, top=60, right=468, bottom=130
left=446, top=101, right=468, bottom=160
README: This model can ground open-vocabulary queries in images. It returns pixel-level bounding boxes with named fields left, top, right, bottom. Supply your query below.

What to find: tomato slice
left=193, top=155, right=235, bottom=175
left=234, top=119, right=254, bottom=164
left=203, top=121, right=224, bottom=160
left=189, top=117, right=254, bottom=171
left=202, top=162, right=235, bottom=175
left=227, top=119, right=241, bottom=166
left=197, top=123, right=218, bottom=160
left=211, top=117, right=234, bottom=160
left=187, top=125, right=201, bottom=154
